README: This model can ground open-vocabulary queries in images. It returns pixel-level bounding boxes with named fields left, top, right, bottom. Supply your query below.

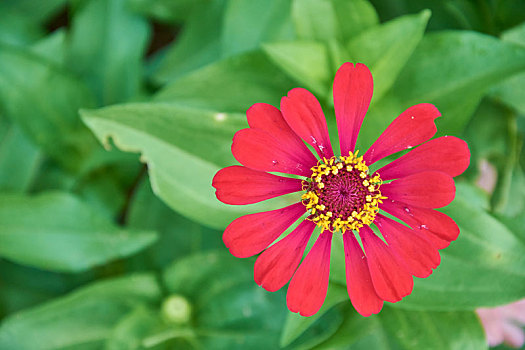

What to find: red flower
left=212, top=63, right=470, bottom=317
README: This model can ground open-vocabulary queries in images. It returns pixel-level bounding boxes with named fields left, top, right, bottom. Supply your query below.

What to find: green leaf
left=154, top=51, right=296, bottom=113
left=221, top=0, right=294, bottom=57
left=490, top=22, right=525, bottom=114
left=128, top=0, right=208, bottom=23
left=82, top=103, right=296, bottom=229
left=345, top=10, right=430, bottom=102
left=126, top=178, right=223, bottom=270
left=280, top=283, right=348, bottom=348
left=150, top=0, right=226, bottom=84
left=0, top=43, right=98, bottom=171
left=161, top=251, right=286, bottom=350
left=0, top=191, right=158, bottom=272
left=315, top=307, right=383, bottom=349
left=263, top=41, right=331, bottom=97
left=163, top=251, right=251, bottom=298
left=378, top=308, right=487, bottom=350
left=0, top=273, right=161, bottom=349
left=0, top=10, right=43, bottom=46
left=316, top=307, right=487, bottom=350
left=0, top=125, right=41, bottom=192
left=0, top=0, right=67, bottom=24
left=292, top=0, right=379, bottom=43
left=491, top=72, right=525, bottom=115
left=105, top=306, right=160, bottom=350
left=392, top=30, right=525, bottom=134
left=359, top=30, right=525, bottom=148
left=30, top=29, right=66, bottom=65
left=395, top=183, right=525, bottom=310
left=66, top=0, right=150, bottom=105
left=0, top=259, right=87, bottom=317
left=331, top=0, right=380, bottom=42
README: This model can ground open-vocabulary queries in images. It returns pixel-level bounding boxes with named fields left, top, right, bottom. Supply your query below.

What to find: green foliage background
left=0, top=0, right=524, bottom=349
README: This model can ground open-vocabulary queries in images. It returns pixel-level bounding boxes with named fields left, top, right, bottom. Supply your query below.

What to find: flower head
left=212, top=63, right=470, bottom=317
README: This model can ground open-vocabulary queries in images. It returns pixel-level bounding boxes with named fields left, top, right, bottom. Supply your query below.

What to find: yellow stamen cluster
left=301, top=151, right=386, bottom=233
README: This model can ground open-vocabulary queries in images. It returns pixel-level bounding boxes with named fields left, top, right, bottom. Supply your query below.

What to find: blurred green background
left=0, top=0, right=524, bottom=349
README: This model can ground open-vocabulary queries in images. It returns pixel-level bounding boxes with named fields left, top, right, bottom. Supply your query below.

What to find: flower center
left=301, top=151, right=386, bottom=233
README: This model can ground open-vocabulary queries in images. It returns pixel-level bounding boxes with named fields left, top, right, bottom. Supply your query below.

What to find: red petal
left=343, top=233, right=383, bottom=317
left=223, top=202, right=306, bottom=258
left=212, top=166, right=303, bottom=205
left=380, top=171, right=456, bottom=209
left=232, top=128, right=314, bottom=177
left=363, top=103, right=441, bottom=165
left=360, top=226, right=413, bottom=303
left=246, top=104, right=317, bottom=167
left=380, top=199, right=460, bottom=249
left=375, top=215, right=441, bottom=278
left=254, top=220, right=316, bottom=292
left=287, top=231, right=332, bottom=317
left=280, top=88, right=334, bottom=159
left=378, top=136, right=471, bottom=180
left=333, top=63, right=374, bottom=155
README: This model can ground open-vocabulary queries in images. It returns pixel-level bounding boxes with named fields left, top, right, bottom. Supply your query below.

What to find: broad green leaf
left=0, top=191, right=158, bottom=272
left=126, top=178, right=223, bottom=270
left=345, top=10, right=430, bottom=101
left=280, top=283, right=348, bottom=348
left=491, top=22, right=525, bottom=114
left=150, top=0, right=226, bottom=84
left=0, top=125, right=41, bottom=192
left=378, top=308, right=487, bottom=350
left=0, top=259, right=91, bottom=317
left=76, top=164, right=140, bottom=220
left=163, top=251, right=251, bottom=299
left=67, top=0, right=150, bottom=105
left=292, top=0, right=338, bottom=42
left=155, top=51, right=296, bottom=113
left=128, top=0, right=208, bottom=23
left=0, top=10, right=43, bottom=46
left=359, top=30, right=525, bottom=148
left=292, top=0, right=379, bottom=43
left=491, top=72, right=525, bottom=115
left=331, top=0, right=379, bottom=42
left=395, top=183, right=525, bottom=310
left=493, top=164, right=525, bottom=217
left=0, top=0, right=67, bottom=23
left=499, top=17, right=525, bottom=47
left=462, top=98, right=518, bottom=212
left=161, top=251, right=286, bottom=350
left=316, top=307, right=486, bottom=350
left=315, top=307, right=384, bottom=349
left=105, top=306, right=160, bottom=350
left=30, top=29, right=66, bottom=65
left=81, top=103, right=296, bottom=229
left=0, top=43, right=98, bottom=171
left=221, top=0, right=294, bottom=57
left=0, top=273, right=161, bottom=349
left=391, top=30, right=525, bottom=134
left=263, top=41, right=331, bottom=97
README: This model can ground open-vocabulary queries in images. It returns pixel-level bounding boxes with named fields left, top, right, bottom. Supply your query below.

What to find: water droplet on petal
left=272, top=160, right=278, bottom=166
left=419, top=224, right=428, bottom=230
left=404, top=207, right=414, bottom=217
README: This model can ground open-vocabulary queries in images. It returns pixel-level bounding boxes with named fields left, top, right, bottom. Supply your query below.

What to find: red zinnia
left=212, top=63, right=470, bottom=317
